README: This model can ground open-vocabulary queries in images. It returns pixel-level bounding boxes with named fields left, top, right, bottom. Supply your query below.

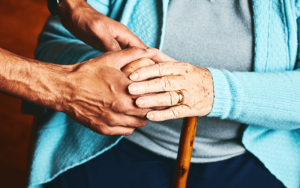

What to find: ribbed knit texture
left=127, top=0, right=163, bottom=48
left=27, top=0, right=300, bottom=188
left=207, top=1, right=300, bottom=187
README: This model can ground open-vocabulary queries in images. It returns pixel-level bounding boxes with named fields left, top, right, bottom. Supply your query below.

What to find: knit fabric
left=127, top=0, right=163, bottom=48
left=27, top=0, right=300, bottom=188
left=125, top=0, right=255, bottom=163
left=207, top=1, right=300, bottom=187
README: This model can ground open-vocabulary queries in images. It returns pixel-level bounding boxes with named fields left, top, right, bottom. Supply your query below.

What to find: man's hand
left=57, top=0, right=147, bottom=51
left=52, top=47, right=169, bottom=135
left=0, top=47, right=166, bottom=136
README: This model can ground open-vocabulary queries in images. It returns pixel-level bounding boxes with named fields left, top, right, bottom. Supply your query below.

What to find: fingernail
left=136, top=99, right=144, bottom=106
left=147, top=113, right=154, bottom=120
left=130, top=73, right=138, bottom=80
left=128, top=85, right=137, bottom=93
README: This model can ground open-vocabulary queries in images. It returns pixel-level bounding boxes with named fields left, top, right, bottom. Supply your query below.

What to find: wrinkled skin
left=128, top=61, right=214, bottom=121
left=0, top=47, right=171, bottom=136
left=57, top=0, right=147, bottom=51
left=58, top=47, right=172, bottom=135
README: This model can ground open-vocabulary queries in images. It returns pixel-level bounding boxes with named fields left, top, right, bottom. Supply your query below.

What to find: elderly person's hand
left=57, top=0, right=146, bottom=51
left=127, top=61, right=214, bottom=121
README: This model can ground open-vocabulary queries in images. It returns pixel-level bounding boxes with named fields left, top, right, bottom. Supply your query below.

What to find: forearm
left=207, top=68, right=300, bottom=130
left=0, top=48, right=71, bottom=111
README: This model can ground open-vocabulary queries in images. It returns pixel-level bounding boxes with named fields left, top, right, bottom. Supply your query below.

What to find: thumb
left=147, top=48, right=176, bottom=62
left=101, top=34, right=122, bottom=52
left=113, top=25, right=147, bottom=49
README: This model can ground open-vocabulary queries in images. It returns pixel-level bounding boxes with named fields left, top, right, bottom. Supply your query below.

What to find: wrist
left=0, top=48, right=74, bottom=112
left=205, top=68, right=232, bottom=118
left=57, top=0, right=85, bottom=14
left=34, top=62, right=75, bottom=112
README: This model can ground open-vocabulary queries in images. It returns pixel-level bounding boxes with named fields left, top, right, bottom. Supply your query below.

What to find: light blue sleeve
left=207, top=65, right=300, bottom=130
left=206, top=3, right=300, bottom=130
left=206, top=1, right=300, bottom=130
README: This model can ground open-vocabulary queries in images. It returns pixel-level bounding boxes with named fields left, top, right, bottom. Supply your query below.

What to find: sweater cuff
left=206, top=68, right=233, bottom=119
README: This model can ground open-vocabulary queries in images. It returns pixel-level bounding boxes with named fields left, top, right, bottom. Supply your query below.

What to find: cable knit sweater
left=27, top=0, right=300, bottom=188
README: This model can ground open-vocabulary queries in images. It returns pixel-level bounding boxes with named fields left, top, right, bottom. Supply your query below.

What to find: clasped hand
left=128, top=60, right=214, bottom=121
left=59, top=48, right=214, bottom=136
left=58, top=47, right=175, bottom=136
left=56, top=0, right=214, bottom=133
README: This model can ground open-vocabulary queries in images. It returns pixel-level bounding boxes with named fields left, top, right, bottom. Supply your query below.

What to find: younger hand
left=51, top=47, right=164, bottom=135
left=57, top=0, right=147, bottom=51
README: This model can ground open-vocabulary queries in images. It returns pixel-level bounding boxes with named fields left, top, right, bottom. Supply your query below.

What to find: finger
left=129, top=62, right=182, bottom=81
left=128, top=75, right=182, bottom=95
left=115, top=27, right=148, bottom=49
left=103, top=112, right=147, bottom=128
left=113, top=47, right=176, bottom=70
left=135, top=91, right=180, bottom=108
left=98, top=30, right=122, bottom=51
left=110, top=96, right=151, bottom=118
left=118, top=103, right=152, bottom=118
left=146, top=105, right=191, bottom=121
left=122, top=58, right=155, bottom=77
left=147, top=47, right=176, bottom=62
left=113, top=47, right=153, bottom=69
left=92, top=125, right=135, bottom=136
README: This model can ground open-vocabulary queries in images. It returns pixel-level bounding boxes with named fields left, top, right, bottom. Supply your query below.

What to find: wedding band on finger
left=175, top=90, right=184, bottom=105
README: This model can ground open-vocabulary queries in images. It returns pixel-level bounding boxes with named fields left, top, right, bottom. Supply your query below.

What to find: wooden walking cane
left=172, top=116, right=198, bottom=188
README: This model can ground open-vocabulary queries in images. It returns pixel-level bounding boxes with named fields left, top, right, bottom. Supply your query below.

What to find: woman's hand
left=57, top=0, right=147, bottom=51
left=128, top=61, right=214, bottom=121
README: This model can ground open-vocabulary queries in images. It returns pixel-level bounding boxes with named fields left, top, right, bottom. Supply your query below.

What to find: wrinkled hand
left=55, top=47, right=165, bottom=135
left=127, top=61, right=214, bottom=121
left=57, top=0, right=146, bottom=51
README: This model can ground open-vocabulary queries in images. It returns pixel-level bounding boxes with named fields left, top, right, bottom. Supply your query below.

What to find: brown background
left=0, top=0, right=49, bottom=187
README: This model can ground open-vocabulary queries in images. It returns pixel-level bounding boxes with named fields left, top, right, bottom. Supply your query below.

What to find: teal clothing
left=28, top=0, right=300, bottom=188
left=125, top=0, right=253, bottom=163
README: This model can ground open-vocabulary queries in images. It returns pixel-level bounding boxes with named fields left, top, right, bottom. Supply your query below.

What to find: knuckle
left=170, top=108, right=180, bottom=118
left=143, top=82, right=151, bottom=92
left=102, top=112, right=120, bottom=126
left=142, top=66, right=153, bottom=77
left=129, top=46, right=142, bottom=53
left=136, top=119, right=147, bottom=127
left=124, top=129, right=134, bottom=136
left=160, top=77, right=172, bottom=91
left=143, top=58, right=155, bottom=65
left=109, top=113, right=123, bottom=126
left=156, top=63, right=164, bottom=76
left=99, top=126, right=112, bottom=135
left=109, top=41, right=120, bottom=50
left=169, top=92, right=178, bottom=106
left=146, top=47, right=160, bottom=56
left=111, top=100, right=127, bottom=113
left=90, top=19, right=104, bottom=31
left=146, top=47, right=157, bottom=52
left=108, top=118, right=119, bottom=127
left=121, top=24, right=131, bottom=33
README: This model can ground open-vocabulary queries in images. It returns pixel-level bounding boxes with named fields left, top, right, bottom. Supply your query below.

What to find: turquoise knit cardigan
left=27, top=0, right=300, bottom=188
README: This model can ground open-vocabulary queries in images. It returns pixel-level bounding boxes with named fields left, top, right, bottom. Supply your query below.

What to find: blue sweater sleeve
left=207, top=68, right=300, bottom=130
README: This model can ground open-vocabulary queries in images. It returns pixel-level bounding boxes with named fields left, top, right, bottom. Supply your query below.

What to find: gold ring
left=175, top=90, right=184, bottom=105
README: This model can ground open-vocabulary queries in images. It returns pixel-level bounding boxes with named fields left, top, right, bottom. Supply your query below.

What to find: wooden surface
left=172, top=117, right=198, bottom=188
left=0, top=0, right=49, bottom=187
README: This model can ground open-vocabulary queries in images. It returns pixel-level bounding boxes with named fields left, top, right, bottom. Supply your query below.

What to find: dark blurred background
left=0, top=0, right=49, bottom=187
